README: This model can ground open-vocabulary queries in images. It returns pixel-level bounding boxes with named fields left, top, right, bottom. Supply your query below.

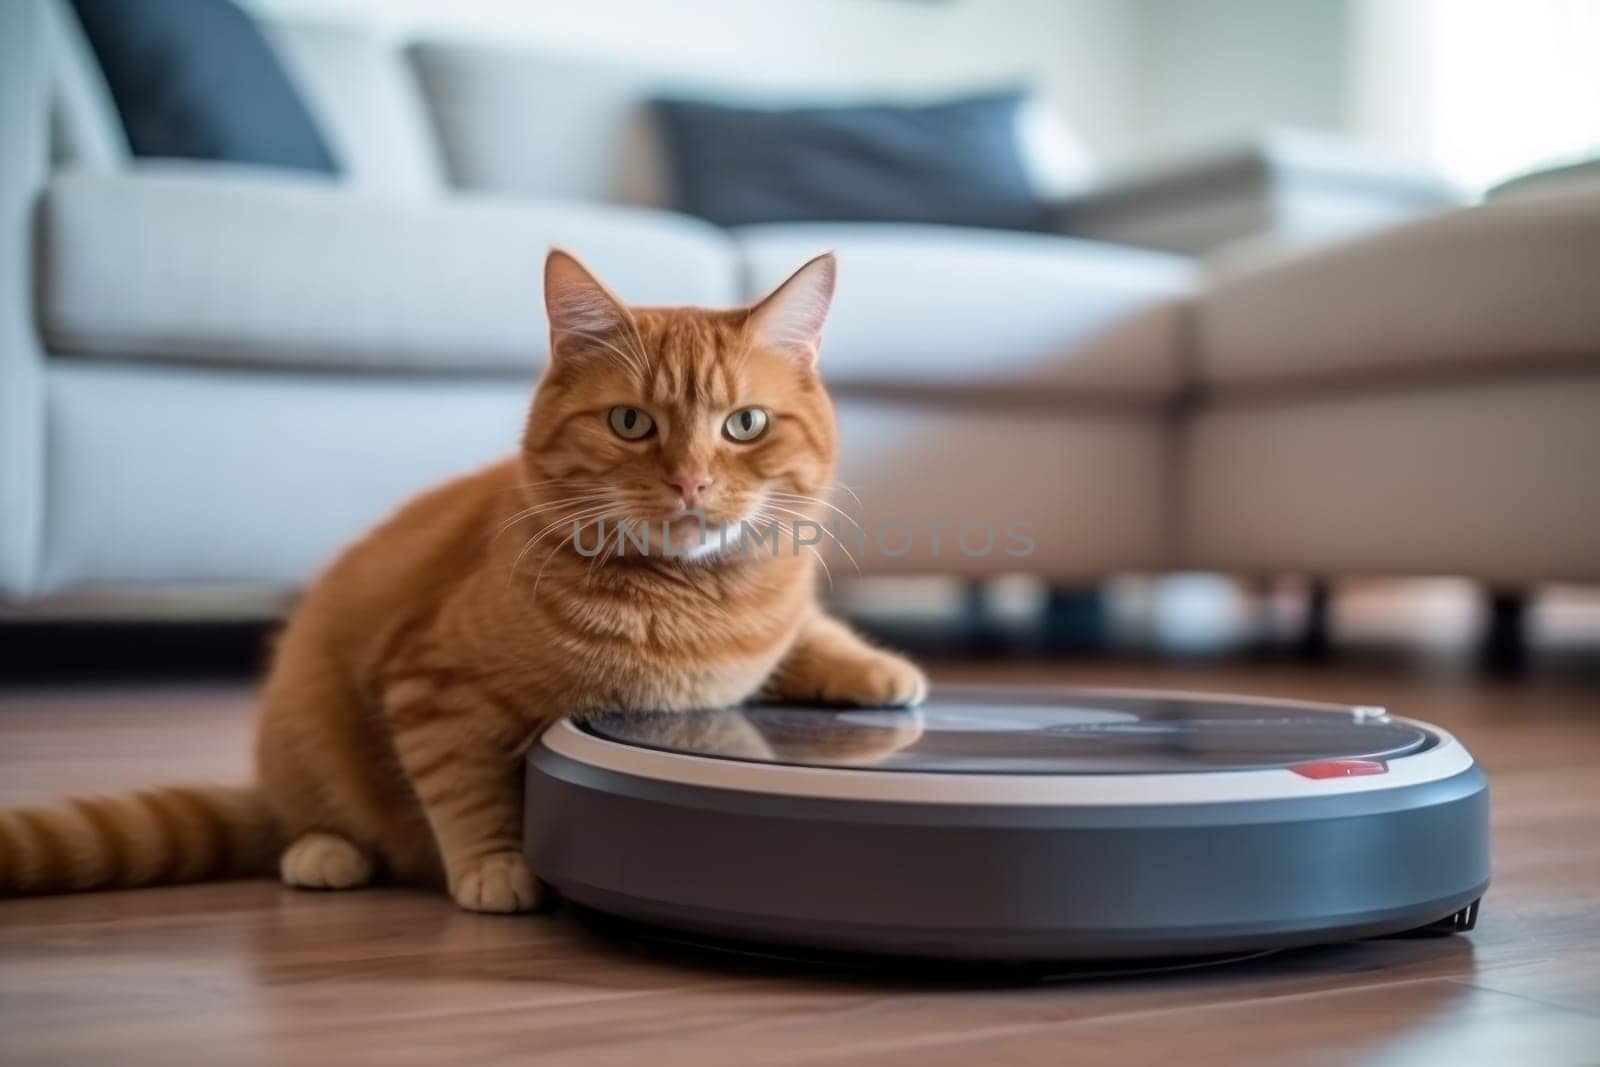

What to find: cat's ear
left=747, top=252, right=836, bottom=368
left=544, top=248, right=630, bottom=353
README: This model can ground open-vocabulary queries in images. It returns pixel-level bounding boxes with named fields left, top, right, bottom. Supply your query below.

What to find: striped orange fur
left=0, top=250, right=926, bottom=911
left=0, top=786, right=275, bottom=893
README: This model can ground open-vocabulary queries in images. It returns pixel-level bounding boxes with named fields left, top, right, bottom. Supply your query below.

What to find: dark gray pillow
left=70, top=0, right=337, bottom=173
left=653, top=91, right=1050, bottom=231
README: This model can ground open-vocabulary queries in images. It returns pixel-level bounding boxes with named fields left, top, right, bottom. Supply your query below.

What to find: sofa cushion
left=410, top=42, right=671, bottom=209
left=1487, top=158, right=1600, bottom=202
left=40, top=360, right=531, bottom=592
left=36, top=362, right=1173, bottom=591
left=267, top=20, right=443, bottom=196
left=42, top=0, right=128, bottom=168
left=39, top=169, right=739, bottom=374
left=1198, top=191, right=1600, bottom=390
left=68, top=0, right=337, bottom=174
left=408, top=39, right=1093, bottom=212
left=1184, top=378, right=1600, bottom=585
left=737, top=224, right=1194, bottom=398
left=653, top=91, right=1051, bottom=231
left=1060, top=130, right=1460, bottom=256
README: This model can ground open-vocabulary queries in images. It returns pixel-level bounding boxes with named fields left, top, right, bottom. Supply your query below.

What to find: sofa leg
left=1481, top=589, right=1529, bottom=676
left=962, top=580, right=1007, bottom=658
left=1042, top=584, right=1107, bottom=653
left=1242, top=576, right=1281, bottom=657
left=1298, top=578, right=1333, bottom=660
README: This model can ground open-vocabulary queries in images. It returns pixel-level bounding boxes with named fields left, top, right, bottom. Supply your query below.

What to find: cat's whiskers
left=804, top=544, right=834, bottom=590
left=751, top=510, right=834, bottom=590
left=492, top=491, right=613, bottom=541
left=510, top=501, right=616, bottom=581
left=534, top=507, right=626, bottom=598
left=828, top=479, right=866, bottom=512
left=757, top=502, right=861, bottom=575
left=766, top=490, right=864, bottom=533
left=582, top=522, right=625, bottom=585
left=501, top=477, right=581, bottom=494
left=497, top=480, right=593, bottom=505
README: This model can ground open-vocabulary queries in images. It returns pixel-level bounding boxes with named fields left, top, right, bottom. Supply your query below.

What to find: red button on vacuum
left=1290, top=759, right=1388, bottom=779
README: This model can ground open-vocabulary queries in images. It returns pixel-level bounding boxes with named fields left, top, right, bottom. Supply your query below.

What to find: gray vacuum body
left=525, top=687, right=1489, bottom=961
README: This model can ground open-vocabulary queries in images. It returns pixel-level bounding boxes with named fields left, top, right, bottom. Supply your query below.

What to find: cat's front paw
left=819, top=652, right=928, bottom=708
left=450, top=851, right=551, bottom=914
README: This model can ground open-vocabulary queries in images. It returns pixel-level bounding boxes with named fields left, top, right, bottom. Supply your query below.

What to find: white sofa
left=2, top=0, right=1596, bottom=624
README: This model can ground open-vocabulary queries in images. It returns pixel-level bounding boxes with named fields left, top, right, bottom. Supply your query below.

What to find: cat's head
left=522, top=249, right=839, bottom=560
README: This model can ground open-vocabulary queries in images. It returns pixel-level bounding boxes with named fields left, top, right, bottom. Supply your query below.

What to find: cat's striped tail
left=0, top=785, right=279, bottom=894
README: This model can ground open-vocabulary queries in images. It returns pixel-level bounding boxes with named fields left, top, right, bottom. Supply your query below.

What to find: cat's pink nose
left=663, top=470, right=712, bottom=508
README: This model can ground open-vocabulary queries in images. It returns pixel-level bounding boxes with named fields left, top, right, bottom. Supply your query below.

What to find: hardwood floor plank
left=802, top=981, right=1600, bottom=1067
left=2, top=662, right=1597, bottom=1066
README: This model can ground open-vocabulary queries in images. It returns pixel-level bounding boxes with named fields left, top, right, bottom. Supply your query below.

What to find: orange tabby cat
left=0, top=250, right=926, bottom=911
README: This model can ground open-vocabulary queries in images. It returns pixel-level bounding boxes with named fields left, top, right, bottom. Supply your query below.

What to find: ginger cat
left=0, top=250, right=927, bottom=912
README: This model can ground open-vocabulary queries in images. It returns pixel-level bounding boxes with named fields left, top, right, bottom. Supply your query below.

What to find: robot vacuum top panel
left=549, top=687, right=1474, bottom=806
left=580, top=688, right=1431, bottom=774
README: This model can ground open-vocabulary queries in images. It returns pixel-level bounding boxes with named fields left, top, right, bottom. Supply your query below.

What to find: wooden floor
left=2, top=659, right=1598, bottom=1066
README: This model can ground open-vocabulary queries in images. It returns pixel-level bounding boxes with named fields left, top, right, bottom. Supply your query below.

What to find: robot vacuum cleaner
left=525, top=687, right=1489, bottom=962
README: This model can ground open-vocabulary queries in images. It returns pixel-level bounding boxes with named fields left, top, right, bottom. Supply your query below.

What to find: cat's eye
left=607, top=406, right=655, bottom=440
left=723, top=407, right=769, bottom=442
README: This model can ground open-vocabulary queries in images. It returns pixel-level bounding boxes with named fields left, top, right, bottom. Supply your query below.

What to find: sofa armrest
left=1056, top=129, right=1464, bottom=257
left=0, top=0, right=53, bottom=599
